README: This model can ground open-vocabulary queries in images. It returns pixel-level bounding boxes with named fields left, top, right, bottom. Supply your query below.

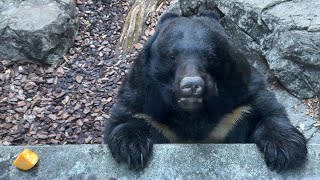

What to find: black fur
left=104, top=11, right=307, bottom=172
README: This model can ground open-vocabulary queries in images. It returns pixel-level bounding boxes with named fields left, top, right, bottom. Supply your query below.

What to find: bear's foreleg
left=105, top=111, right=170, bottom=170
left=251, top=90, right=307, bottom=172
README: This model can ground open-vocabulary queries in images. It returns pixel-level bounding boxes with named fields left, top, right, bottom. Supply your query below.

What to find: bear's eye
left=170, top=54, right=175, bottom=61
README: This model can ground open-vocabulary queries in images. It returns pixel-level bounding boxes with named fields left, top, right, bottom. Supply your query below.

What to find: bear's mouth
left=177, top=97, right=203, bottom=112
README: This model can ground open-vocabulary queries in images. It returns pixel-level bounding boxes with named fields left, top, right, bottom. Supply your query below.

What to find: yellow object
left=13, top=149, right=39, bottom=170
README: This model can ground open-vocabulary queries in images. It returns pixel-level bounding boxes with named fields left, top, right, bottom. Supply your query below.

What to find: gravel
left=0, top=0, right=171, bottom=145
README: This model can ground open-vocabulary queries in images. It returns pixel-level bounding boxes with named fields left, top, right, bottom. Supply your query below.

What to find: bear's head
left=141, top=11, right=251, bottom=113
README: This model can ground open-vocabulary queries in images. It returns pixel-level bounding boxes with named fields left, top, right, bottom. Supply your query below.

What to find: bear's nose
left=180, top=76, right=204, bottom=97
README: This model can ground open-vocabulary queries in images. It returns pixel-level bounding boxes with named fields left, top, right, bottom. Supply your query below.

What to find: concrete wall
left=1, top=144, right=319, bottom=179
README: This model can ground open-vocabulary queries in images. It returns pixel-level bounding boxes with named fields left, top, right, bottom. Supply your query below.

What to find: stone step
left=1, top=144, right=319, bottom=179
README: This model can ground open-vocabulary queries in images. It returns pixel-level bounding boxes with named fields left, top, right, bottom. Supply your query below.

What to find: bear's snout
left=180, top=76, right=204, bottom=97
left=177, top=76, right=205, bottom=112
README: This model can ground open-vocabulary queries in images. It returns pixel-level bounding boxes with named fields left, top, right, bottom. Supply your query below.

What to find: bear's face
left=147, top=13, right=247, bottom=112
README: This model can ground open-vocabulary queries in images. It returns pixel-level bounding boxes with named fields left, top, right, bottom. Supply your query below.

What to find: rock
left=211, top=0, right=320, bottom=99
left=23, top=82, right=36, bottom=90
left=262, top=24, right=320, bottom=99
left=49, top=139, right=60, bottom=144
left=17, top=101, right=27, bottom=107
left=83, top=107, right=91, bottom=115
left=180, top=0, right=206, bottom=16
left=106, top=97, right=113, bottom=103
left=49, top=114, right=57, bottom=120
left=0, top=0, right=79, bottom=65
left=273, top=89, right=319, bottom=141
left=75, top=75, right=83, bottom=83
left=171, top=0, right=320, bottom=99
left=221, top=18, right=273, bottom=79
left=133, top=43, right=143, bottom=50
left=56, top=67, right=65, bottom=77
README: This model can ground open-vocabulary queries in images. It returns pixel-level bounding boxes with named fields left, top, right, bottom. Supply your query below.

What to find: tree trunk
left=116, top=0, right=165, bottom=54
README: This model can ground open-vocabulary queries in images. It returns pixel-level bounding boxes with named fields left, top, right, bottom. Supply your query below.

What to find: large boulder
left=260, top=0, right=320, bottom=99
left=177, top=0, right=320, bottom=99
left=0, top=0, right=78, bottom=65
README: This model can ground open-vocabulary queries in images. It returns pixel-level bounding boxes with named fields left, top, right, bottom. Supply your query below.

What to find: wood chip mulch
left=0, top=0, right=171, bottom=145
left=305, top=96, right=320, bottom=126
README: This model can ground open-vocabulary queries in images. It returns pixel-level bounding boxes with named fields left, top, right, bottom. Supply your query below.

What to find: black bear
left=104, top=11, right=307, bottom=172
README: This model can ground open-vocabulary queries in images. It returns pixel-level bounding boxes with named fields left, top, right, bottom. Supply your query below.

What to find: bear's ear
left=198, top=10, right=220, bottom=21
left=158, top=13, right=180, bottom=25
left=138, top=13, right=179, bottom=61
left=136, top=13, right=179, bottom=66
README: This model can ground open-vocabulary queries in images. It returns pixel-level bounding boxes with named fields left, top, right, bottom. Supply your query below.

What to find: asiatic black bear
left=104, top=11, right=307, bottom=172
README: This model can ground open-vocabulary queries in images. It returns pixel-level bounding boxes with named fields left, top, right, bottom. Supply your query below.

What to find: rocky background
left=0, top=0, right=78, bottom=65
left=0, top=0, right=170, bottom=145
left=0, top=0, right=319, bottom=145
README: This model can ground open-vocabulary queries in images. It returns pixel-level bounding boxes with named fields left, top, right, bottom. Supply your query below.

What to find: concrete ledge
left=1, top=144, right=319, bottom=179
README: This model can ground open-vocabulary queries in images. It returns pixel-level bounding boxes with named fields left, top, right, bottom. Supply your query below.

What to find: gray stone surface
left=262, top=28, right=320, bottom=99
left=0, top=0, right=78, bottom=65
left=273, top=89, right=320, bottom=142
left=180, top=0, right=206, bottom=16
left=211, top=0, right=320, bottom=99
left=221, top=17, right=273, bottom=79
left=1, top=144, right=320, bottom=179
